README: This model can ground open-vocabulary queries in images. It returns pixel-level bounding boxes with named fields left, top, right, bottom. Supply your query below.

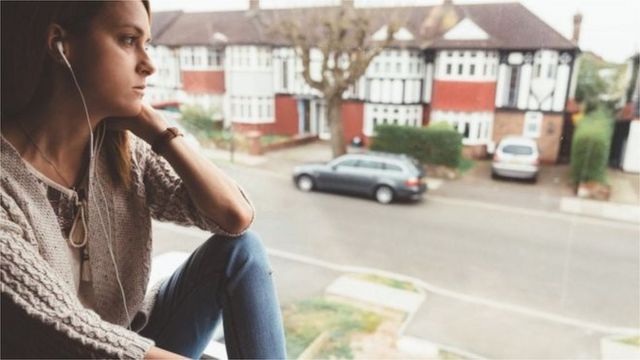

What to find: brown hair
left=1, top=1, right=151, bottom=190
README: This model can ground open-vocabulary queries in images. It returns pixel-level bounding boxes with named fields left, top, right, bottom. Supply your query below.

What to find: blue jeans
left=139, top=230, right=287, bottom=359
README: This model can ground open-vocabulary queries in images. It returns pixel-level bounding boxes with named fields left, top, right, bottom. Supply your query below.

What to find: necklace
left=17, top=122, right=76, bottom=190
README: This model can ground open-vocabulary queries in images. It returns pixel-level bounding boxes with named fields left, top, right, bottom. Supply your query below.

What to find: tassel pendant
left=69, top=202, right=88, bottom=248
left=80, top=247, right=92, bottom=282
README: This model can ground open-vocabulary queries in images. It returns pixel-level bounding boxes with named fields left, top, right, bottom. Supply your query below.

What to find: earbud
left=56, top=40, right=71, bottom=69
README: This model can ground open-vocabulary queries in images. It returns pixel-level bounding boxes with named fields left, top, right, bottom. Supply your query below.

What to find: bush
left=180, top=104, right=220, bottom=135
left=369, top=123, right=462, bottom=167
left=570, top=108, right=613, bottom=184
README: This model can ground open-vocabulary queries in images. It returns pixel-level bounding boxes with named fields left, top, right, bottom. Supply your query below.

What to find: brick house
left=146, top=1, right=579, bottom=163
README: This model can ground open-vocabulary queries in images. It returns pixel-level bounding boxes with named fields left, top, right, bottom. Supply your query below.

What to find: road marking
left=154, top=221, right=640, bottom=336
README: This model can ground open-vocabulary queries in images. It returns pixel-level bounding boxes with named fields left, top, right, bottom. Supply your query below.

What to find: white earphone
left=56, top=40, right=132, bottom=330
left=56, top=41, right=71, bottom=69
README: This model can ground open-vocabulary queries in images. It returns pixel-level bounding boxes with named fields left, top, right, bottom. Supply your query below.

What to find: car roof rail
left=364, top=150, right=419, bottom=162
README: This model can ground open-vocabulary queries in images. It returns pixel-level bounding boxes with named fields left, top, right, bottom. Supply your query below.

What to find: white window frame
left=523, top=111, right=543, bottom=138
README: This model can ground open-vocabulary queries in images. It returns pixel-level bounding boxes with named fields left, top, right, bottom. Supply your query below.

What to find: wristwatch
left=151, top=127, right=184, bottom=155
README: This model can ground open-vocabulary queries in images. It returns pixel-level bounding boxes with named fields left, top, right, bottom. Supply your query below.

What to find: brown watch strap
left=151, top=127, right=183, bottom=155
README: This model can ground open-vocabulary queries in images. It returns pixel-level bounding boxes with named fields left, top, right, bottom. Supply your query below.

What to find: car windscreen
left=501, top=144, right=534, bottom=155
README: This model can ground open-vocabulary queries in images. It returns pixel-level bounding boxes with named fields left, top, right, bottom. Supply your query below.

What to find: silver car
left=491, top=136, right=540, bottom=181
left=293, top=152, right=427, bottom=204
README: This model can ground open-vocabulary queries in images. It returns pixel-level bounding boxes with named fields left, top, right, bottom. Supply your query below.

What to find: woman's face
left=72, top=1, right=155, bottom=119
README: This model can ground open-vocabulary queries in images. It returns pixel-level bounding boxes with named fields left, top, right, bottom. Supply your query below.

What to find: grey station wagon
left=292, top=152, right=427, bottom=204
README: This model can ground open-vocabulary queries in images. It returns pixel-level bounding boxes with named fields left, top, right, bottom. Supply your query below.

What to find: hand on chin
left=104, top=102, right=167, bottom=143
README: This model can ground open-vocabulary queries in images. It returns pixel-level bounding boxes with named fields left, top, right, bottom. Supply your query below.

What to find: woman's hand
left=105, top=103, right=167, bottom=144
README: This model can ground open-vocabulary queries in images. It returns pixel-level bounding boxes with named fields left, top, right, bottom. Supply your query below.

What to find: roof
left=151, top=2, right=577, bottom=51
left=150, top=10, right=182, bottom=41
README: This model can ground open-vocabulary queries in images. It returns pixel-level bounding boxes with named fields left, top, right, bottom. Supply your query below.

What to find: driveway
left=432, top=160, right=575, bottom=212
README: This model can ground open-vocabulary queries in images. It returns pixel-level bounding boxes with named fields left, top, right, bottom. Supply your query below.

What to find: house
left=146, top=0, right=579, bottom=163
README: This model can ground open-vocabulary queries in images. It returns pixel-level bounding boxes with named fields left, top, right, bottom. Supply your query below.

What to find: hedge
left=570, top=108, right=613, bottom=184
left=369, top=123, right=462, bottom=167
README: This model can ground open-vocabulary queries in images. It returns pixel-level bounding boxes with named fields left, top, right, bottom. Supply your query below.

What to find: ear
left=46, top=23, right=70, bottom=65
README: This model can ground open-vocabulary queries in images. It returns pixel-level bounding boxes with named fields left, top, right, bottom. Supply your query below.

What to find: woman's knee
left=210, top=229, right=271, bottom=274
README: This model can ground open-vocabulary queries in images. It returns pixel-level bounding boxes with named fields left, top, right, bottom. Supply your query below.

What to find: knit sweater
left=0, top=133, right=254, bottom=358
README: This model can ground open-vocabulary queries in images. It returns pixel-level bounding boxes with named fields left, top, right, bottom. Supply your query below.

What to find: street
left=152, top=162, right=639, bottom=359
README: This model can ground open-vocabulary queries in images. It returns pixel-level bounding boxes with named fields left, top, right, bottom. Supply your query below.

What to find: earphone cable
left=63, top=56, right=132, bottom=330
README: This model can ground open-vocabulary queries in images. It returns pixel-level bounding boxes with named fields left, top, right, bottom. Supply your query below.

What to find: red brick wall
left=431, top=81, right=496, bottom=111
left=182, top=71, right=225, bottom=93
left=233, top=94, right=299, bottom=135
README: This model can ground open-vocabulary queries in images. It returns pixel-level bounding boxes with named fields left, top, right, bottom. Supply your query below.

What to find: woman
left=0, top=1, right=286, bottom=358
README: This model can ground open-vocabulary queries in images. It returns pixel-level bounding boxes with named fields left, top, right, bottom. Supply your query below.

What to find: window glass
left=502, top=144, right=534, bottom=155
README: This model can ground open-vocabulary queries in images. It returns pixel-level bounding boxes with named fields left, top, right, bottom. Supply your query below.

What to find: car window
left=383, top=163, right=403, bottom=172
left=357, top=160, right=385, bottom=170
left=501, top=144, right=534, bottom=155
left=334, top=159, right=359, bottom=168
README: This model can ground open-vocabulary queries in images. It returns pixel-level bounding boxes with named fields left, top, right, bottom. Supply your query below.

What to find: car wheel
left=374, top=185, right=394, bottom=204
left=296, top=175, right=314, bottom=192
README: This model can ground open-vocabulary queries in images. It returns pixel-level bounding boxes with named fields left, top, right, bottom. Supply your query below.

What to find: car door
left=317, top=158, right=360, bottom=192
left=350, top=159, right=385, bottom=194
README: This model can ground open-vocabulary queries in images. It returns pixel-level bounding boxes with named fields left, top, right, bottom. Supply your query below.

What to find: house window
left=282, top=60, right=289, bottom=90
left=547, top=63, right=556, bottom=79
left=507, top=65, right=520, bottom=107
left=446, top=64, right=452, bottom=75
left=396, top=63, right=401, bottom=72
left=523, top=111, right=543, bottom=138
left=535, top=63, right=542, bottom=78
left=470, top=64, right=476, bottom=76
left=458, top=64, right=463, bottom=75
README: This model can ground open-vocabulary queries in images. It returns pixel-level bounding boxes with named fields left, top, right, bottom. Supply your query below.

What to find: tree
left=575, top=52, right=626, bottom=113
left=264, top=6, right=399, bottom=157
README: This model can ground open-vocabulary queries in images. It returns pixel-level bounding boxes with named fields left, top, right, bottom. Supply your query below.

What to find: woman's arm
left=109, top=104, right=254, bottom=235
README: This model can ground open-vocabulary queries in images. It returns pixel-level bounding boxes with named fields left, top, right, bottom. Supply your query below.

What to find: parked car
left=491, top=136, right=540, bottom=181
left=292, top=151, right=427, bottom=204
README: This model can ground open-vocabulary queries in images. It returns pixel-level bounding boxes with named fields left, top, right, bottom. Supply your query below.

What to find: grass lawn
left=353, top=274, right=420, bottom=293
left=283, top=297, right=383, bottom=359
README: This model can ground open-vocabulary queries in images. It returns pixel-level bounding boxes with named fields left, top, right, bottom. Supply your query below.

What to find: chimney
left=572, top=12, right=582, bottom=44
left=249, top=0, right=259, bottom=11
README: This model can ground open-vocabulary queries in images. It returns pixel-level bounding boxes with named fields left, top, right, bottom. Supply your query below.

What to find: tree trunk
left=326, top=95, right=346, bottom=158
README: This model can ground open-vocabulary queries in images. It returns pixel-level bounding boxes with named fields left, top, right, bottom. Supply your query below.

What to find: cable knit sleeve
left=132, top=135, right=255, bottom=237
left=0, top=199, right=155, bottom=359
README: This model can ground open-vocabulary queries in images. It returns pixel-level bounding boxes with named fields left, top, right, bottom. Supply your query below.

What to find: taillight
left=405, top=177, right=420, bottom=187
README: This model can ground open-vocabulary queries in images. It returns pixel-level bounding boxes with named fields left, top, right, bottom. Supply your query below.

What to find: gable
left=442, top=18, right=489, bottom=40
left=372, top=25, right=415, bottom=41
